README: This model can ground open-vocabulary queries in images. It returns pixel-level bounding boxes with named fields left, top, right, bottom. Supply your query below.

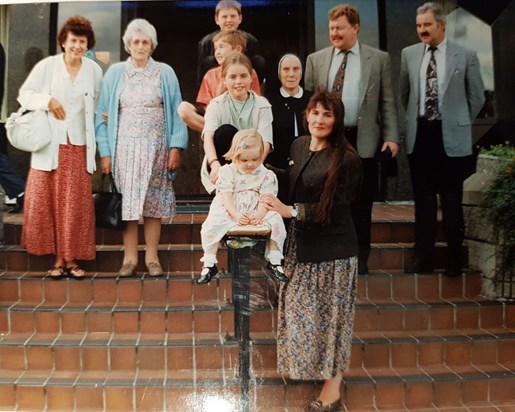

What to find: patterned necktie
left=424, top=46, right=440, bottom=120
left=331, top=50, right=350, bottom=99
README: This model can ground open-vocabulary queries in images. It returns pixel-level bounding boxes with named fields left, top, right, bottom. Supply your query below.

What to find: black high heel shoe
left=196, top=264, right=218, bottom=284
left=267, top=262, right=289, bottom=283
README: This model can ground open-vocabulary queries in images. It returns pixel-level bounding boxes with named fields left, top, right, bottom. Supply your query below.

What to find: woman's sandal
left=48, top=266, right=67, bottom=279
left=67, top=266, right=86, bottom=279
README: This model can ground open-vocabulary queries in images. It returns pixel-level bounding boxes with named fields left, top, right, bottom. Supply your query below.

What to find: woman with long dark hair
left=261, top=89, right=362, bottom=411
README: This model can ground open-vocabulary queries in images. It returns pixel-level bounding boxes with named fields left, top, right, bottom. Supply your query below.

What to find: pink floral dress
left=114, top=58, right=175, bottom=221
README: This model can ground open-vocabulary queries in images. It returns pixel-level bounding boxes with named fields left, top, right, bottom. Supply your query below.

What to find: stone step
left=0, top=363, right=513, bottom=411
left=0, top=270, right=482, bottom=306
left=0, top=327, right=513, bottom=373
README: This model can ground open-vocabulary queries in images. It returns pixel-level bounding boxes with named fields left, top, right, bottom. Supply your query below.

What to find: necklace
left=229, top=95, right=249, bottom=121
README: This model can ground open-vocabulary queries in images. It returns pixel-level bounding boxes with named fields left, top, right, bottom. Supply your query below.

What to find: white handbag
left=5, top=108, right=51, bottom=152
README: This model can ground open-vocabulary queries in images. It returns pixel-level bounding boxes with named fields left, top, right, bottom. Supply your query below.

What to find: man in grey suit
left=305, top=4, right=399, bottom=275
left=400, top=2, right=484, bottom=276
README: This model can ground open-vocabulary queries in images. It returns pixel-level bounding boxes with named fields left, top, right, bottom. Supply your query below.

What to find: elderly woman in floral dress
left=95, top=19, right=187, bottom=277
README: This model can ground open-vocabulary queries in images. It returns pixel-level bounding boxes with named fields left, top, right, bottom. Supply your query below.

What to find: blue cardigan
left=95, top=60, right=188, bottom=166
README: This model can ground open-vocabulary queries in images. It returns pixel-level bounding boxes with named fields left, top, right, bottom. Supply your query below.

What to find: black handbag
left=93, top=173, right=126, bottom=231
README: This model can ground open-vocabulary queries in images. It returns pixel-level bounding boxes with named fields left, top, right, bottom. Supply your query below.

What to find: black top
left=0, top=42, right=5, bottom=113
left=266, top=88, right=312, bottom=169
left=285, top=136, right=362, bottom=263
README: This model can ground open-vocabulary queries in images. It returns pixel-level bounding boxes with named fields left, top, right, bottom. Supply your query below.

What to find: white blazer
left=18, top=54, right=102, bottom=173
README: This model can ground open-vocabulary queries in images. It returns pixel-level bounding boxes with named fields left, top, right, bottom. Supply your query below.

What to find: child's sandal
left=67, top=266, right=86, bottom=279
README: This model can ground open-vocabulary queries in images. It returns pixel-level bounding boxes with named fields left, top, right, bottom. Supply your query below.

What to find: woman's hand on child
left=209, top=162, right=221, bottom=184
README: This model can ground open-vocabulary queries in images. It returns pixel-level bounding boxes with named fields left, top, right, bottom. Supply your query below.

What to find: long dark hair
left=303, top=88, right=357, bottom=226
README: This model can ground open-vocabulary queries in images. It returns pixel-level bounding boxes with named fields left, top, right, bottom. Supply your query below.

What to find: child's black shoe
left=197, top=264, right=218, bottom=284
left=267, top=262, right=289, bottom=283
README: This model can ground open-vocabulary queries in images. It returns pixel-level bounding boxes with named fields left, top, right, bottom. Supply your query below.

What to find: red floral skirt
left=21, top=144, right=96, bottom=261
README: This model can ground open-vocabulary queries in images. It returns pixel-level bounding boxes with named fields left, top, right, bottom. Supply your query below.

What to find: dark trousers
left=0, top=150, right=25, bottom=199
left=408, top=119, right=466, bottom=269
left=345, top=127, right=378, bottom=267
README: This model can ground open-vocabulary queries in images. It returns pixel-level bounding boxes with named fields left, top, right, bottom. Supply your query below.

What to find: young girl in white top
left=201, top=53, right=273, bottom=194
left=198, top=128, right=287, bottom=284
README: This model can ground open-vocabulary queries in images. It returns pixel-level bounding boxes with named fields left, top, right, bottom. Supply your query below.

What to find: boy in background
left=179, top=30, right=261, bottom=132
left=197, top=0, right=266, bottom=84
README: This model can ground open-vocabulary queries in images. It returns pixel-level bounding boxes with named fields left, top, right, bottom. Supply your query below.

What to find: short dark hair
left=57, top=15, right=96, bottom=52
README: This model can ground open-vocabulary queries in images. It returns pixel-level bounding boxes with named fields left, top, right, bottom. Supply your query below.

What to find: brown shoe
left=118, top=263, right=136, bottom=277
left=304, top=399, right=342, bottom=412
left=147, top=262, right=163, bottom=277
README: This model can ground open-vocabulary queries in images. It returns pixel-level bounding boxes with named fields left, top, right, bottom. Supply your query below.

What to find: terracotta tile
left=417, top=276, right=440, bottom=300
left=430, top=306, right=456, bottom=330
left=441, top=276, right=464, bottom=299
left=6, top=250, right=28, bottom=271
left=379, top=248, right=403, bottom=271
left=378, top=308, right=404, bottom=331
left=92, top=280, right=117, bottom=304
left=117, top=281, right=142, bottom=304
left=471, top=340, right=498, bottom=365
left=405, top=308, right=430, bottom=331
left=404, top=382, right=433, bottom=408
left=285, top=383, right=316, bottom=409
left=367, top=277, right=392, bottom=299
left=193, top=280, right=219, bottom=302
left=0, top=311, right=8, bottom=332
left=391, top=223, right=414, bottom=243
left=26, top=346, right=53, bottom=369
left=461, top=379, right=489, bottom=404
left=480, top=305, right=504, bottom=328
left=44, top=280, right=68, bottom=304
left=374, top=382, right=404, bottom=408
left=140, top=312, right=166, bottom=334
left=16, top=386, right=45, bottom=410
left=35, top=311, right=60, bottom=333
left=82, top=347, right=108, bottom=371
left=55, top=347, right=81, bottom=371
left=169, top=279, right=193, bottom=303
left=105, top=387, right=134, bottom=411
left=20, top=279, right=43, bottom=304
left=142, top=279, right=167, bottom=303
left=456, top=306, right=480, bottom=328
left=433, top=380, right=462, bottom=406
left=391, top=343, right=417, bottom=368
left=0, top=279, right=18, bottom=303
left=167, top=346, right=193, bottom=370
left=195, top=345, right=223, bottom=369
left=10, top=311, right=34, bottom=333
left=250, top=310, right=274, bottom=333
left=194, top=310, right=219, bottom=333
left=167, top=311, right=193, bottom=333
left=353, top=309, right=378, bottom=332
left=135, top=387, right=164, bottom=410
left=138, top=347, right=165, bottom=370
left=47, top=386, right=74, bottom=410
left=344, top=381, right=375, bottom=408
left=368, top=248, right=381, bottom=271
left=363, top=343, right=390, bottom=368
left=220, top=310, right=235, bottom=335
left=255, top=384, right=286, bottom=410
left=169, top=225, right=192, bottom=244
left=490, top=378, right=515, bottom=401
left=350, top=343, right=363, bottom=368
left=164, top=387, right=197, bottom=411
left=113, top=312, right=139, bottom=333
left=110, top=347, right=137, bottom=370
left=68, top=280, right=92, bottom=303
left=252, top=345, right=276, bottom=369
left=87, top=311, right=113, bottom=332
left=0, top=346, right=24, bottom=369
left=446, top=341, right=471, bottom=366
left=61, top=311, right=86, bottom=333
left=498, top=340, right=515, bottom=363
left=506, top=304, right=515, bottom=328
left=0, top=385, right=15, bottom=409
left=392, top=276, right=416, bottom=299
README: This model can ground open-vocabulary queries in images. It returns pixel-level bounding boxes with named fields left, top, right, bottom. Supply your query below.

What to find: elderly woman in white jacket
left=18, top=15, right=102, bottom=279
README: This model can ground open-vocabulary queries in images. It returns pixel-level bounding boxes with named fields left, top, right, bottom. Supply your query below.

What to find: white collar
left=280, top=86, right=304, bottom=98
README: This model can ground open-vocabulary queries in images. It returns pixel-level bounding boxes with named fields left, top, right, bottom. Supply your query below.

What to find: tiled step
left=0, top=241, right=461, bottom=273
left=1, top=293, right=513, bottom=336
left=0, top=270, right=482, bottom=306
left=0, top=364, right=514, bottom=411
left=0, top=327, right=513, bottom=372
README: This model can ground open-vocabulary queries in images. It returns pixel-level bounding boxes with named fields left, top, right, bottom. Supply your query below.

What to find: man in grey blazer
left=400, top=2, right=484, bottom=276
left=305, top=4, right=399, bottom=274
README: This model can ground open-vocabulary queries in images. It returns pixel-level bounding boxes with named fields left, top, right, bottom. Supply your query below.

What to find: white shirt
left=280, top=86, right=304, bottom=136
left=419, top=37, right=447, bottom=117
left=56, top=60, right=87, bottom=145
left=327, top=42, right=360, bottom=127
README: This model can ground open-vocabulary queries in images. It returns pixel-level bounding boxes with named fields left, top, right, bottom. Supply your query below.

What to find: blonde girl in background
left=198, top=129, right=287, bottom=284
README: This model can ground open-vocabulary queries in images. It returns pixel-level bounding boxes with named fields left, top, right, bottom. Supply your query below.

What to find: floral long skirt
left=277, top=231, right=358, bottom=380
left=21, top=144, right=96, bottom=261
